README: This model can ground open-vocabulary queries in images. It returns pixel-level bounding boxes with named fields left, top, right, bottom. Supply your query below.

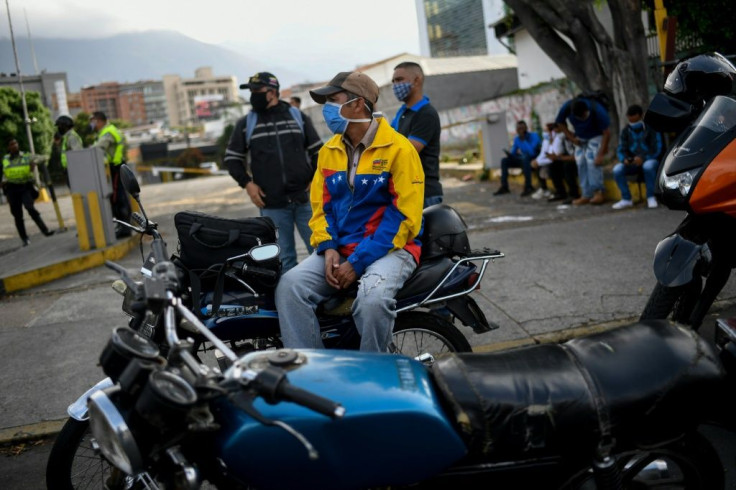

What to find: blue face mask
left=322, top=99, right=371, bottom=134
left=392, top=81, right=412, bottom=102
left=629, top=121, right=644, bottom=130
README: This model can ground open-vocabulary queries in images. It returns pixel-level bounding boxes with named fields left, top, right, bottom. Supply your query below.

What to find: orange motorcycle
left=641, top=52, right=736, bottom=329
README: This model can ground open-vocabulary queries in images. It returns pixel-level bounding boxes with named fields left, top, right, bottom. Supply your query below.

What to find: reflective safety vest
left=61, top=129, right=82, bottom=169
left=2, top=152, right=34, bottom=184
left=97, top=124, right=125, bottom=166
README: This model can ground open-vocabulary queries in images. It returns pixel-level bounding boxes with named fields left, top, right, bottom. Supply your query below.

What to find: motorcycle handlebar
left=232, top=262, right=278, bottom=280
left=254, top=366, right=344, bottom=419
left=277, top=380, right=345, bottom=420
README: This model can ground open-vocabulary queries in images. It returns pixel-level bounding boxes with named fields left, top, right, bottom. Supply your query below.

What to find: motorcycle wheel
left=640, top=278, right=701, bottom=326
left=561, top=432, right=724, bottom=489
left=46, top=418, right=152, bottom=490
left=392, top=311, right=472, bottom=356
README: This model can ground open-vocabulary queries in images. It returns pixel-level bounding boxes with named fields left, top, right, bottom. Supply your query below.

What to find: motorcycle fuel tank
left=213, top=350, right=467, bottom=490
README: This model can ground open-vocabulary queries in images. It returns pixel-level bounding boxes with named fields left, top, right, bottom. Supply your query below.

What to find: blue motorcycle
left=46, top=168, right=735, bottom=489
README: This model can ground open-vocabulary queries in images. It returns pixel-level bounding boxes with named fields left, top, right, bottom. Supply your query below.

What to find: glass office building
left=423, top=0, right=488, bottom=57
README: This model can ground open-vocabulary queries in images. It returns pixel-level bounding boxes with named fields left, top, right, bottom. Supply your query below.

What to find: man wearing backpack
left=555, top=94, right=611, bottom=205
left=225, top=72, right=323, bottom=272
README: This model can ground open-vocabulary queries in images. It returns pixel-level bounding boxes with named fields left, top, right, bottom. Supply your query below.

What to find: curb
left=0, top=419, right=67, bottom=446
left=0, top=235, right=138, bottom=295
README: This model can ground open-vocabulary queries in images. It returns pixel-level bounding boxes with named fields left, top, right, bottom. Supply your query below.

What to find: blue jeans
left=500, top=154, right=533, bottom=190
left=574, top=136, right=603, bottom=198
left=612, top=159, right=659, bottom=200
left=424, top=195, right=443, bottom=208
left=261, top=202, right=313, bottom=273
left=275, top=249, right=417, bottom=352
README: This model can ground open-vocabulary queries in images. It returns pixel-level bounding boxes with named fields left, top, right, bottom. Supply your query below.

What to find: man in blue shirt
left=494, top=120, right=541, bottom=196
left=555, top=97, right=611, bottom=205
left=391, top=61, right=443, bottom=208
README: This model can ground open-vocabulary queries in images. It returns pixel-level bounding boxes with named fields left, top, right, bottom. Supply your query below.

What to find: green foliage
left=665, top=0, right=736, bottom=54
left=216, top=123, right=234, bottom=161
left=175, top=147, right=205, bottom=169
left=0, top=87, right=54, bottom=156
left=111, top=119, right=133, bottom=129
left=73, top=112, right=96, bottom=147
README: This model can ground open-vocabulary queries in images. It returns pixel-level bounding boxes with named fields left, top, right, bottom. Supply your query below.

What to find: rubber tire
left=46, top=418, right=108, bottom=490
left=393, top=311, right=472, bottom=354
left=640, top=282, right=690, bottom=323
left=561, top=431, right=724, bottom=489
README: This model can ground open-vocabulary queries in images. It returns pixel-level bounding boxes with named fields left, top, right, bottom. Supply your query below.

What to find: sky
left=5, top=0, right=423, bottom=82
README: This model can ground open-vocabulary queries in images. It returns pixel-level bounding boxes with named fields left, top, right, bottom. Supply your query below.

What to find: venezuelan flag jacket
left=309, top=117, right=425, bottom=276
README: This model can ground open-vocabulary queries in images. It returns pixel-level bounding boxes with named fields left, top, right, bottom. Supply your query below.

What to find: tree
left=503, top=0, right=651, bottom=139
left=0, top=87, right=54, bottom=156
left=665, top=0, right=736, bottom=55
left=73, top=112, right=96, bottom=147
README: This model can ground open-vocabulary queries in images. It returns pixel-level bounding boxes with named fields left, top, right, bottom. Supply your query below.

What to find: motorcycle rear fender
left=446, top=296, right=496, bottom=333
left=653, top=234, right=708, bottom=287
left=67, top=377, right=113, bottom=421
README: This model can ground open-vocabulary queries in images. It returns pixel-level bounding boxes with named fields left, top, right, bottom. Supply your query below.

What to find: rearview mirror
left=119, top=164, right=140, bottom=199
left=645, top=93, right=695, bottom=133
left=249, top=244, right=280, bottom=262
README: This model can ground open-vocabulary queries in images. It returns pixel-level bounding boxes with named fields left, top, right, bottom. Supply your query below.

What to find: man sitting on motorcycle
left=275, top=71, right=425, bottom=352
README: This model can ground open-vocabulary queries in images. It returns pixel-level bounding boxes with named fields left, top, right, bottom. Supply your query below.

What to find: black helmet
left=55, top=115, right=74, bottom=129
left=421, top=204, right=471, bottom=259
left=664, top=52, right=736, bottom=104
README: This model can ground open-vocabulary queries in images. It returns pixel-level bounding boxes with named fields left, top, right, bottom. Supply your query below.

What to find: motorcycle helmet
left=664, top=52, right=736, bottom=105
left=421, top=204, right=471, bottom=259
left=55, top=115, right=74, bottom=130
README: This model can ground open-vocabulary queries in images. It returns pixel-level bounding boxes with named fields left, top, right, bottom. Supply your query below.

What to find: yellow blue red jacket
left=309, top=117, right=425, bottom=276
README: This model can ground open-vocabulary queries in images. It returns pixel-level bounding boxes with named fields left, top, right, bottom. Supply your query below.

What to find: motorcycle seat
left=396, top=256, right=455, bottom=301
left=431, top=320, right=724, bottom=458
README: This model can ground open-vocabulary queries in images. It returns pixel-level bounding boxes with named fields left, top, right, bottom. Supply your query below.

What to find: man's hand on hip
left=324, top=249, right=341, bottom=289
left=245, top=181, right=266, bottom=208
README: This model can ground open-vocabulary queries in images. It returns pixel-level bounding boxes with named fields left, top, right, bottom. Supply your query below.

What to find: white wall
left=515, top=30, right=566, bottom=89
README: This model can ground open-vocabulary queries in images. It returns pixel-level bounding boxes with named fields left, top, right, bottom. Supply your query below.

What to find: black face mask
left=250, top=92, right=270, bottom=112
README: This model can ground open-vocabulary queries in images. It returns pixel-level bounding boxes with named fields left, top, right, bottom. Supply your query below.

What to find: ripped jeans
left=275, top=249, right=417, bottom=352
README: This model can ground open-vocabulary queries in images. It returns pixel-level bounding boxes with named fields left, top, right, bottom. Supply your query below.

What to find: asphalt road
left=1, top=174, right=735, bottom=486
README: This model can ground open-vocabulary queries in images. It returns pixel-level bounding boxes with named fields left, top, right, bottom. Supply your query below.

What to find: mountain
left=0, top=30, right=306, bottom=92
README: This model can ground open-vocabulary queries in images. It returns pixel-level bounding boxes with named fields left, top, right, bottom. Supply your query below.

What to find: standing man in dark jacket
left=390, top=61, right=442, bottom=207
left=224, top=72, right=323, bottom=272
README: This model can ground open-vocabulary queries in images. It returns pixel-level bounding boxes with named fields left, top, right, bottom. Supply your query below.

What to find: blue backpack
left=245, top=106, right=305, bottom=146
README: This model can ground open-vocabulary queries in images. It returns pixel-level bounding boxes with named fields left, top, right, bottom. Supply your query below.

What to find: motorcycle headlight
left=88, top=390, right=144, bottom=475
left=661, top=168, right=700, bottom=196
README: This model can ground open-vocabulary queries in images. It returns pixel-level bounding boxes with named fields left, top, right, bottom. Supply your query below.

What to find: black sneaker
left=520, top=188, right=535, bottom=197
left=43, top=230, right=55, bottom=237
left=493, top=186, right=510, bottom=196
left=562, top=197, right=574, bottom=205
left=22, top=238, right=30, bottom=247
left=548, top=194, right=566, bottom=202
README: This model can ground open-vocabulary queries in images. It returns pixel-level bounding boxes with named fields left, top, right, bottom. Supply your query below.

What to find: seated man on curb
left=530, top=122, right=557, bottom=200
left=612, top=104, right=663, bottom=210
left=494, top=120, right=540, bottom=197
left=275, top=71, right=425, bottom=352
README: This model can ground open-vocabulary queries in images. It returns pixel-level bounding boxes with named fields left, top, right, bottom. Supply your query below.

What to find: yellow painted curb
left=0, top=235, right=138, bottom=294
left=0, top=419, right=67, bottom=445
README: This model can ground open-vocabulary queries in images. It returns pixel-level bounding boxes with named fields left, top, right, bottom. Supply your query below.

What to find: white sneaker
left=647, top=197, right=658, bottom=209
left=612, top=199, right=633, bottom=210
left=543, top=189, right=554, bottom=198
left=531, top=188, right=545, bottom=200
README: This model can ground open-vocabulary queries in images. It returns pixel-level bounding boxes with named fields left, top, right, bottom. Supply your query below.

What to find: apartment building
left=81, top=82, right=121, bottom=120
left=162, top=67, right=239, bottom=127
